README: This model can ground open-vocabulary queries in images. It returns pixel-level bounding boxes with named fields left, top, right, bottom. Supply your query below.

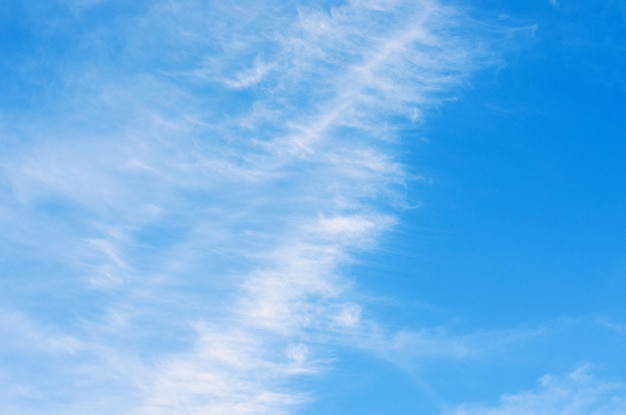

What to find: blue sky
left=1, top=0, right=625, bottom=414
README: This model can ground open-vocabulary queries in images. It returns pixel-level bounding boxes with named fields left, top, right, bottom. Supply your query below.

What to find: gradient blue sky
left=1, top=1, right=626, bottom=414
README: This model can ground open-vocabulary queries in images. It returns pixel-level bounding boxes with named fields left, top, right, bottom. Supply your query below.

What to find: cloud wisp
left=449, top=367, right=626, bottom=415
left=0, top=0, right=493, bottom=413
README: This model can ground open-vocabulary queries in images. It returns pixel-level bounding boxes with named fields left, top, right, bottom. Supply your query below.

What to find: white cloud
left=0, top=310, right=85, bottom=355
left=449, top=367, right=626, bottom=415
left=0, top=0, right=494, bottom=413
left=224, top=57, right=276, bottom=89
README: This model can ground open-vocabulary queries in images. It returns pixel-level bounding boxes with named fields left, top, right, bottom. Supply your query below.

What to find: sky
left=1, top=0, right=625, bottom=414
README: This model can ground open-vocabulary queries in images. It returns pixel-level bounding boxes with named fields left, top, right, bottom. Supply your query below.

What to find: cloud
left=223, top=57, right=276, bottom=89
left=449, top=367, right=626, bottom=415
left=0, top=0, right=495, bottom=413
left=0, top=310, right=84, bottom=355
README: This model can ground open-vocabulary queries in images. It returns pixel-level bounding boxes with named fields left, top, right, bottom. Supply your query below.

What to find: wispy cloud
left=0, top=310, right=84, bottom=355
left=449, top=367, right=626, bottom=415
left=0, top=0, right=495, bottom=413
